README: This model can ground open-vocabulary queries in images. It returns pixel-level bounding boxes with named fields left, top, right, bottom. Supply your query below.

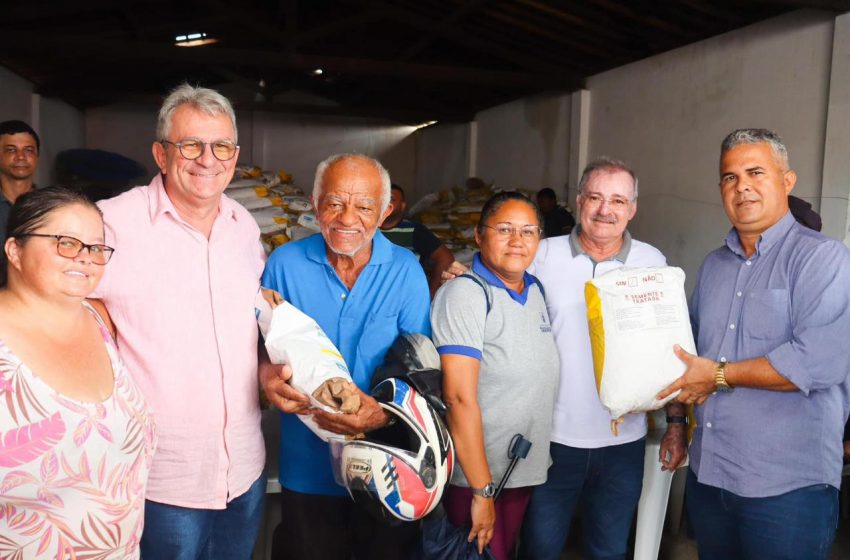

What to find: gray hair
left=313, top=153, right=392, bottom=213
left=156, top=83, right=238, bottom=143
left=720, top=128, right=789, bottom=169
left=578, top=157, right=639, bottom=200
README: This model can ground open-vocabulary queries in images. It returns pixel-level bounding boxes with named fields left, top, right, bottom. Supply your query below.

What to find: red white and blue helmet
left=340, top=377, right=454, bottom=522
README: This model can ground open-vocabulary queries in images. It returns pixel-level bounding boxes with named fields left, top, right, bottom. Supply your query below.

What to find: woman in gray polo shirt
left=431, top=192, right=560, bottom=559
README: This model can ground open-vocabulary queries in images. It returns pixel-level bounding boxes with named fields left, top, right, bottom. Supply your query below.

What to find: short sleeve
left=430, top=276, right=489, bottom=360
left=412, top=222, right=442, bottom=261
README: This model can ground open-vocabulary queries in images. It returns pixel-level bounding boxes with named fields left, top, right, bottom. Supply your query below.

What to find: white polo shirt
left=530, top=228, right=666, bottom=448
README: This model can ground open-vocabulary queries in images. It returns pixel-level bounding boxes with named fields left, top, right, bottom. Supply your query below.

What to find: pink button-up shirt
left=93, top=175, right=266, bottom=509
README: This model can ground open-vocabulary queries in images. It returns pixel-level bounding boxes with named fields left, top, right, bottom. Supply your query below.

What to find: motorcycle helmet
left=340, top=377, right=454, bottom=522
left=371, top=332, right=447, bottom=416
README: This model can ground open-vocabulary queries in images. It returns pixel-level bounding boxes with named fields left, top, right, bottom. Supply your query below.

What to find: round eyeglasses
left=19, top=233, right=115, bottom=265
left=160, top=139, right=239, bottom=161
left=481, top=223, right=542, bottom=240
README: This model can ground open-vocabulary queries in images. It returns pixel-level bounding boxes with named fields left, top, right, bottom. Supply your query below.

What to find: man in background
left=380, top=183, right=454, bottom=297
left=0, top=120, right=39, bottom=236
left=536, top=187, right=575, bottom=238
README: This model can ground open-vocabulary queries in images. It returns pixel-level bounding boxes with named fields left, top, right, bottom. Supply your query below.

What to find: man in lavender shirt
left=659, top=129, right=850, bottom=559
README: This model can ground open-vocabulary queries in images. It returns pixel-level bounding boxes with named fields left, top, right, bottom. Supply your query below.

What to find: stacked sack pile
left=226, top=165, right=320, bottom=254
left=409, top=182, right=538, bottom=266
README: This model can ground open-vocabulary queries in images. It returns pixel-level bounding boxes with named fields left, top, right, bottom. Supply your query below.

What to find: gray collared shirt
left=568, top=226, right=632, bottom=265
left=690, top=211, right=850, bottom=496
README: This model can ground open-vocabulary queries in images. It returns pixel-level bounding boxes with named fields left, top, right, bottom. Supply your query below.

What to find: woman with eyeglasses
left=0, top=187, right=156, bottom=559
left=430, top=191, right=560, bottom=559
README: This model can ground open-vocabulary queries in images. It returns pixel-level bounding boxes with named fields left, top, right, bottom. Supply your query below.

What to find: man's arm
left=258, top=342, right=312, bottom=414
left=658, top=345, right=797, bottom=404
left=427, top=245, right=455, bottom=298
left=659, top=401, right=687, bottom=471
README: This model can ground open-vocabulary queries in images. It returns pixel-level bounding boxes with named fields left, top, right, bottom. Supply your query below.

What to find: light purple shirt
left=690, top=211, right=850, bottom=497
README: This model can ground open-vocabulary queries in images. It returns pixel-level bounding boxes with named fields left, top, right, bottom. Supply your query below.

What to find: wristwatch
left=714, top=361, right=733, bottom=392
left=470, top=482, right=496, bottom=498
left=666, top=415, right=688, bottom=425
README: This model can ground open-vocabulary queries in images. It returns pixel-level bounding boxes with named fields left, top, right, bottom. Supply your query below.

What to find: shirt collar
left=471, top=252, right=539, bottom=305
left=725, top=211, right=795, bottom=258
left=568, top=225, right=632, bottom=262
left=148, top=173, right=239, bottom=225
left=305, top=229, right=393, bottom=267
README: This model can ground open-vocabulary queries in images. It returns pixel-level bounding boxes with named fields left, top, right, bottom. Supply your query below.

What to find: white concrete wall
left=413, top=122, right=470, bottom=201
left=85, top=105, right=164, bottom=181
left=0, top=67, right=35, bottom=124
left=38, top=96, right=85, bottom=186
left=585, top=10, right=836, bottom=285
left=475, top=92, right=572, bottom=195
left=0, top=67, right=86, bottom=186
left=84, top=105, right=418, bottom=193
left=247, top=112, right=417, bottom=194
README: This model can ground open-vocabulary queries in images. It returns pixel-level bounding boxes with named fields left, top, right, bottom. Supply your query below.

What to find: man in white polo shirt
left=520, top=158, right=688, bottom=560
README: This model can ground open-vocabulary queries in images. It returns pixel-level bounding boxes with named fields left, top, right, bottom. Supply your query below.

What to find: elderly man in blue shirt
left=260, top=153, right=431, bottom=560
left=659, top=128, right=850, bottom=560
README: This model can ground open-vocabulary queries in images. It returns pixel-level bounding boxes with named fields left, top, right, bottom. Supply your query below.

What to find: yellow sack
left=585, top=266, right=696, bottom=423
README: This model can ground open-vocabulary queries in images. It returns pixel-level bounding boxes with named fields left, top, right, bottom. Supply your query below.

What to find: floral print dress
left=0, top=302, right=156, bottom=559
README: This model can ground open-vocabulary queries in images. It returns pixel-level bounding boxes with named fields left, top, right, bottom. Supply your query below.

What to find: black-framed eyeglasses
left=160, top=138, right=239, bottom=161
left=481, top=223, right=542, bottom=240
left=18, top=234, right=115, bottom=265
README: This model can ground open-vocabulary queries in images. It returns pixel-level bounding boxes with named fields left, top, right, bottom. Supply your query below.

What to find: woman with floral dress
left=0, top=187, right=156, bottom=559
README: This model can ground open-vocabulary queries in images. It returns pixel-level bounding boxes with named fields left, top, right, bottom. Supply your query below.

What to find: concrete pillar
left=568, top=89, right=590, bottom=201
left=820, top=12, right=850, bottom=246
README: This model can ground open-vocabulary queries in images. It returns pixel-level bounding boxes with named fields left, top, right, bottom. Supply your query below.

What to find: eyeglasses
left=481, top=223, right=542, bottom=239
left=160, top=139, right=239, bottom=161
left=19, top=234, right=115, bottom=265
left=581, top=193, right=633, bottom=210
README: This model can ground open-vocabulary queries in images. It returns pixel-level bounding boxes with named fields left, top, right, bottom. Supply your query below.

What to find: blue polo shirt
left=262, top=230, right=431, bottom=496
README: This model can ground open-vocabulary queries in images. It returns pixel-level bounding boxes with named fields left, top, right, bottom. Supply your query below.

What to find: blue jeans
left=519, top=438, right=645, bottom=560
left=140, top=474, right=266, bottom=560
left=686, top=469, right=838, bottom=560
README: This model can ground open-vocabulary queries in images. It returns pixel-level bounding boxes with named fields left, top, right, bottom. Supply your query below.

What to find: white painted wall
left=413, top=122, right=470, bottom=200
left=248, top=112, right=417, bottom=194
left=0, top=67, right=86, bottom=186
left=585, top=10, right=836, bottom=285
left=85, top=105, right=163, bottom=181
left=0, top=67, right=35, bottom=124
left=38, top=96, right=85, bottom=186
left=475, top=92, right=571, bottom=195
left=84, top=105, right=418, bottom=193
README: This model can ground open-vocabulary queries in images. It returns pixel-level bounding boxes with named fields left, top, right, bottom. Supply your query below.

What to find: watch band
left=666, top=415, right=688, bottom=424
left=470, top=482, right=496, bottom=498
left=714, top=360, right=733, bottom=391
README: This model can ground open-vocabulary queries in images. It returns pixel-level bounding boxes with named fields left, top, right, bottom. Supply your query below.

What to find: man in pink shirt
left=93, top=84, right=267, bottom=557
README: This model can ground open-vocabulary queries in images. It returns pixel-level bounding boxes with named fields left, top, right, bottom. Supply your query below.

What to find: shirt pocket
left=741, top=288, right=791, bottom=342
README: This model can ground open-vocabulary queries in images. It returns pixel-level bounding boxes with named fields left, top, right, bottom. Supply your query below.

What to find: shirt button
left=341, top=293, right=346, bottom=299
left=736, top=291, right=742, bottom=297
left=745, top=260, right=752, bottom=266
left=720, top=357, right=727, bottom=362
left=706, top=422, right=712, bottom=428
left=729, top=324, right=735, bottom=330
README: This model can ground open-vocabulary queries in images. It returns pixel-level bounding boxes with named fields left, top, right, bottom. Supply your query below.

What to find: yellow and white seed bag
left=585, top=266, right=696, bottom=425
